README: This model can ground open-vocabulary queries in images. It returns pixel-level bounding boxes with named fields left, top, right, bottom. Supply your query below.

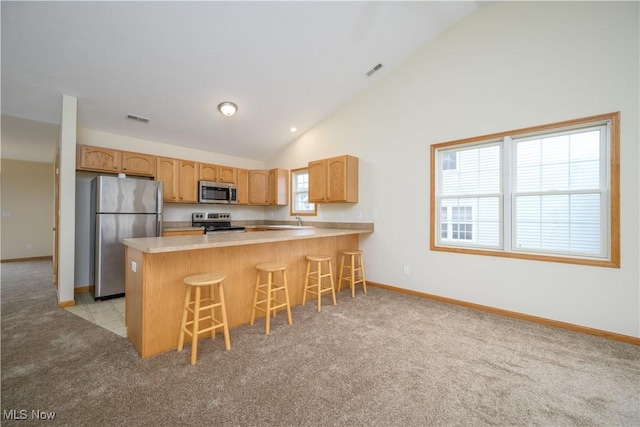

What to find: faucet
left=295, top=216, right=302, bottom=226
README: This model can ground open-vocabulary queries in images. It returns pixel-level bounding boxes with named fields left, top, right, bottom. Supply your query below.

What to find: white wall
left=269, top=2, right=640, bottom=337
left=0, top=159, right=54, bottom=260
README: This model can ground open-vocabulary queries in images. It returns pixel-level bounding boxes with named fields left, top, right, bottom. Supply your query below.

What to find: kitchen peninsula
left=123, top=226, right=373, bottom=358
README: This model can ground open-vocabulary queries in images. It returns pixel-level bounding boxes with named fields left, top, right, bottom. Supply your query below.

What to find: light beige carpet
left=2, top=259, right=639, bottom=426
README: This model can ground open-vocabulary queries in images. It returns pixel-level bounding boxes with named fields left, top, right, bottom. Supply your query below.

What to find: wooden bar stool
left=337, top=250, right=367, bottom=298
left=302, top=255, right=337, bottom=312
left=250, top=262, right=292, bottom=335
left=177, top=273, right=230, bottom=365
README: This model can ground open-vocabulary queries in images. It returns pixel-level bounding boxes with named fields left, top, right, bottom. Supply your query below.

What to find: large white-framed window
left=431, top=112, right=620, bottom=268
left=290, top=167, right=316, bottom=216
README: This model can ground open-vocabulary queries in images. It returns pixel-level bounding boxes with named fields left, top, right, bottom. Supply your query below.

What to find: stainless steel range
left=192, top=212, right=246, bottom=234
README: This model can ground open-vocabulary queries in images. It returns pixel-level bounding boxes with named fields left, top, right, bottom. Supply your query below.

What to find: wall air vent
left=366, top=63, right=383, bottom=77
left=126, top=114, right=150, bottom=124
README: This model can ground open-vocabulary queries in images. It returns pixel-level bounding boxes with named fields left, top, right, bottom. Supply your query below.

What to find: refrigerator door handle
left=156, top=181, right=163, bottom=237
left=94, top=213, right=103, bottom=295
left=157, top=214, right=163, bottom=237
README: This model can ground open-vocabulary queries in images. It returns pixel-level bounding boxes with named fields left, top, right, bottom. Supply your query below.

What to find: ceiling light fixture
left=218, top=102, right=237, bottom=116
left=289, top=127, right=297, bottom=133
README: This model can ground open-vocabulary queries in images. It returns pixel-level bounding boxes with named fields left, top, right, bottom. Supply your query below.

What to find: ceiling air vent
left=126, top=114, right=150, bottom=124
left=366, top=63, right=382, bottom=77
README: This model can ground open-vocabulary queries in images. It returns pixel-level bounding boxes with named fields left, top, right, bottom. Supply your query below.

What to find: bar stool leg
left=329, top=260, right=337, bottom=305
left=218, top=283, right=231, bottom=350
left=338, top=254, right=345, bottom=293
left=177, top=286, right=192, bottom=352
left=316, top=261, right=322, bottom=312
left=209, top=283, right=216, bottom=340
left=190, top=286, right=202, bottom=366
left=350, top=254, right=356, bottom=298
left=283, top=271, right=293, bottom=325
left=360, top=254, right=367, bottom=294
left=265, top=272, right=272, bottom=335
left=250, top=272, right=260, bottom=326
left=302, top=259, right=311, bottom=306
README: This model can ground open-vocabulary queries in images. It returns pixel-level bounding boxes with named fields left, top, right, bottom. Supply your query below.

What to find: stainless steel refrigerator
left=90, top=176, right=163, bottom=299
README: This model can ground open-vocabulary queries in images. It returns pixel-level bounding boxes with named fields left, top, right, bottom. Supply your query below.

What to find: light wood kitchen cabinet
left=269, top=168, right=289, bottom=206
left=248, top=170, right=268, bottom=205
left=156, top=157, right=199, bottom=203
left=77, top=145, right=120, bottom=173
left=121, top=151, right=156, bottom=176
left=309, top=155, right=358, bottom=203
left=199, top=163, right=236, bottom=184
left=236, top=168, right=249, bottom=205
left=247, top=169, right=289, bottom=205
left=76, top=145, right=156, bottom=176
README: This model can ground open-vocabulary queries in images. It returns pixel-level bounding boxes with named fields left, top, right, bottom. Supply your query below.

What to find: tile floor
left=64, top=292, right=127, bottom=337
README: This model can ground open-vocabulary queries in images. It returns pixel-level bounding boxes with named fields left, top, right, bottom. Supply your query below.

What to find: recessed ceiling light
left=218, top=102, right=237, bottom=116
left=289, top=127, right=297, bottom=133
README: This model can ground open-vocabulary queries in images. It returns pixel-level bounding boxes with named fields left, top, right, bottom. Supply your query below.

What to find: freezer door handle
left=156, top=181, right=164, bottom=213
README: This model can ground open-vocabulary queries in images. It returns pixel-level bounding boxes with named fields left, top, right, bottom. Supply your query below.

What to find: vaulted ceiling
left=2, top=1, right=483, bottom=162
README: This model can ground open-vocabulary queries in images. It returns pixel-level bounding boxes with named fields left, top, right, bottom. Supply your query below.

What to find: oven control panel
left=192, top=212, right=231, bottom=222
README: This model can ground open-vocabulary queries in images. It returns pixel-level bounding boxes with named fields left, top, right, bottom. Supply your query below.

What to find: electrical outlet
left=403, top=265, right=409, bottom=275
left=131, top=261, right=137, bottom=273
left=356, top=211, right=362, bottom=219
left=372, top=211, right=378, bottom=220
left=26, top=243, right=32, bottom=250
left=339, top=212, right=344, bottom=219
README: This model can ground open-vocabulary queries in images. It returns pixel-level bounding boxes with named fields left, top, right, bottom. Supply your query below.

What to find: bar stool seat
left=337, top=250, right=367, bottom=298
left=177, top=273, right=230, bottom=365
left=303, top=255, right=336, bottom=312
left=250, top=263, right=292, bottom=334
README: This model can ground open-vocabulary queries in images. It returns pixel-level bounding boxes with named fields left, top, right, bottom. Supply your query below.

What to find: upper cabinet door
left=77, top=145, right=120, bottom=172
left=178, top=160, right=198, bottom=203
left=308, top=160, right=327, bottom=203
left=121, top=151, right=156, bottom=176
left=327, top=156, right=348, bottom=202
left=218, top=166, right=237, bottom=184
left=248, top=170, right=268, bottom=205
left=236, top=168, right=249, bottom=205
left=156, top=157, right=178, bottom=202
left=199, top=163, right=218, bottom=182
left=268, top=168, right=289, bottom=205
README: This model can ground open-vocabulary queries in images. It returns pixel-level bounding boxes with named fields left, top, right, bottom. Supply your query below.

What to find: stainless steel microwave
left=198, top=181, right=237, bottom=204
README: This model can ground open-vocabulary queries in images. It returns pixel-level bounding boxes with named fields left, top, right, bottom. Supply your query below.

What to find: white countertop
left=124, top=227, right=372, bottom=254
